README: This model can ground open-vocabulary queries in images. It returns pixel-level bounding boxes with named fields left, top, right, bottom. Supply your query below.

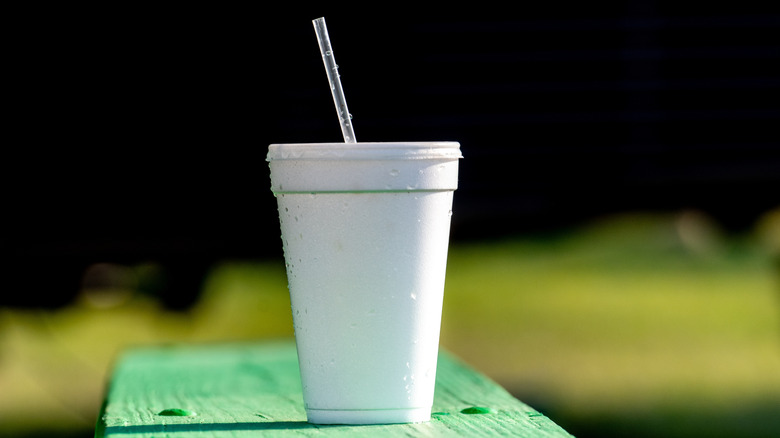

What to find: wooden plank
left=96, top=340, right=573, bottom=437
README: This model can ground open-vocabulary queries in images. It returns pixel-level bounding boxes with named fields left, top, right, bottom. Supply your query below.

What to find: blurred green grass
left=441, top=212, right=780, bottom=437
left=1, top=211, right=779, bottom=437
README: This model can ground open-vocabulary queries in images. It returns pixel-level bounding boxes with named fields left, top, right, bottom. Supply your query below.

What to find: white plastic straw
left=313, top=17, right=356, bottom=143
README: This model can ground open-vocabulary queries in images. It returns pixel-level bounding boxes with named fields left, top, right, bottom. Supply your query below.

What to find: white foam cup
left=267, top=142, right=461, bottom=424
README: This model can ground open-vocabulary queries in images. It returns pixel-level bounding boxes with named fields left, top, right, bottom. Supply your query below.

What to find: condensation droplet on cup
left=389, top=169, right=400, bottom=177
left=410, top=292, right=417, bottom=300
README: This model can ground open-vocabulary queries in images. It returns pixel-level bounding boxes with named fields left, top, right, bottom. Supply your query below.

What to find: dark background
left=4, top=3, right=779, bottom=307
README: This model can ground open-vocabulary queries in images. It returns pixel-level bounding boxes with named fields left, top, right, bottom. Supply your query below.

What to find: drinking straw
left=313, top=17, right=357, bottom=143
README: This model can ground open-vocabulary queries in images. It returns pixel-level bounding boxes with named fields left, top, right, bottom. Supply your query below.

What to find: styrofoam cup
left=267, top=142, right=461, bottom=424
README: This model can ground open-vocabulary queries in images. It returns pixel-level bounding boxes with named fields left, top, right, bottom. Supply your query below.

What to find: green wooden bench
left=95, top=340, right=573, bottom=437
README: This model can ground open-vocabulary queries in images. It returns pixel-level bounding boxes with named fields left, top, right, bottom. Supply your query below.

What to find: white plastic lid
left=267, top=142, right=461, bottom=193
left=267, top=142, right=462, bottom=161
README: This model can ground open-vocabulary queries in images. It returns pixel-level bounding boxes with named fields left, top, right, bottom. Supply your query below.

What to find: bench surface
left=96, top=340, right=573, bottom=437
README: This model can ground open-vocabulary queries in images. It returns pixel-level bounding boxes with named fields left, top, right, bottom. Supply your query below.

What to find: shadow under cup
left=267, top=142, right=461, bottom=424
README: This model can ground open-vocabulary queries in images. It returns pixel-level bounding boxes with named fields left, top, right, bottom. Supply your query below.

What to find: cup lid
left=267, top=142, right=462, bottom=161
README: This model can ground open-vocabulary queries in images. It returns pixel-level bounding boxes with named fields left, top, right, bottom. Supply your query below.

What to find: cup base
left=305, top=407, right=431, bottom=425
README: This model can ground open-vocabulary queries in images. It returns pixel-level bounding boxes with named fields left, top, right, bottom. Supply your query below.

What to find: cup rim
left=267, top=142, right=462, bottom=161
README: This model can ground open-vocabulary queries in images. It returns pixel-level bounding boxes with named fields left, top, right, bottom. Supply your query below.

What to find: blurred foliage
left=441, top=210, right=780, bottom=437
left=1, top=210, right=779, bottom=438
